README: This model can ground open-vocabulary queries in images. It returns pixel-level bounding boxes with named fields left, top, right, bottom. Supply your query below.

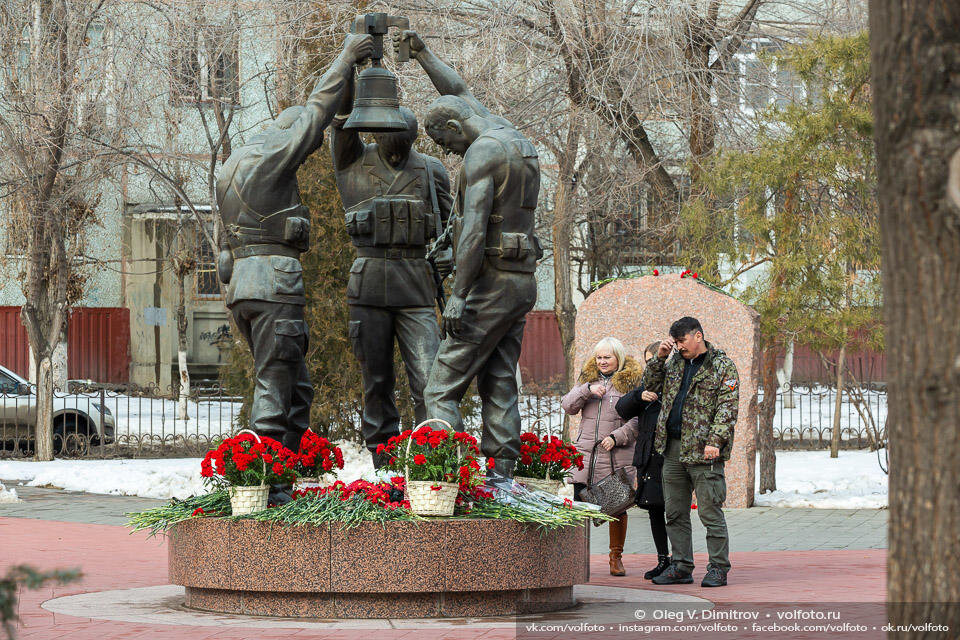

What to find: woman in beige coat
left=562, top=337, right=641, bottom=576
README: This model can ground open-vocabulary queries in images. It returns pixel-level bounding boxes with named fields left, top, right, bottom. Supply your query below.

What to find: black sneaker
left=701, top=564, right=728, bottom=587
left=651, top=563, right=693, bottom=585
left=644, top=554, right=672, bottom=580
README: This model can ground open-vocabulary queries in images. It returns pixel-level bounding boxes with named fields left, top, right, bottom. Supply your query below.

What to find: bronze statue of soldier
left=331, top=56, right=453, bottom=468
left=216, top=33, right=374, bottom=450
left=398, top=31, right=542, bottom=478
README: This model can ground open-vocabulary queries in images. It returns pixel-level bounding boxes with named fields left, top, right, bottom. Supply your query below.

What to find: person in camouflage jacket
left=641, top=340, right=739, bottom=466
left=639, top=317, right=739, bottom=588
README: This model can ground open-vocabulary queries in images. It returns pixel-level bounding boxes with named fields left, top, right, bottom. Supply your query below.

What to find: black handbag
left=579, top=441, right=636, bottom=520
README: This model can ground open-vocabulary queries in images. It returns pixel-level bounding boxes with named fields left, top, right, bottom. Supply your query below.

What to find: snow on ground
left=0, top=441, right=376, bottom=500
left=754, top=449, right=888, bottom=509
left=0, top=458, right=206, bottom=499
left=0, top=441, right=888, bottom=509
left=0, top=480, right=20, bottom=503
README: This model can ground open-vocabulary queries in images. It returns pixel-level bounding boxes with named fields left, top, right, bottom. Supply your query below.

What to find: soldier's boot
left=371, top=449, right=391, bottom=470
left=651, top=563, right=694, bottom=585
left=492, top=457, right=515, bottom=478
left=608, top=513, right=628, bottom=576
left=644, top=554, right=672, bottom=580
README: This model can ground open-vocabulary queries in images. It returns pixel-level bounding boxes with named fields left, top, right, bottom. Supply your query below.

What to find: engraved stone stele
left=573, top=274, right=760, bottom=508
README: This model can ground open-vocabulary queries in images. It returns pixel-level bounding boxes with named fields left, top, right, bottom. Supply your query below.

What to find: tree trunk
left=552, top=119, right=581, bottom=393
left=176, top=270, right=190, bottom=420
left=757, top=344, right=778, bottom=493
left=777, top=340, right=796, bottom=409
left=34, top=355, right=55, bottom=461
left=29, top=332, right=67, bottom=390
left=870, top=0, right=960, bottom=631
left=829, top=345, right=846, bottom=459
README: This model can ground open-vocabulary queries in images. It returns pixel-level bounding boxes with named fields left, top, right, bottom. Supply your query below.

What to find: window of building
left=195, top=222, right=221, bottom=298
left=719, top=39, right=805, bottom=113
left=170, top=18, right=239, bottom=104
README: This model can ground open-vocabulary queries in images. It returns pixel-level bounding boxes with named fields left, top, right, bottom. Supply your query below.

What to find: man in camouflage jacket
left=639, top=317, right=739, bottom=588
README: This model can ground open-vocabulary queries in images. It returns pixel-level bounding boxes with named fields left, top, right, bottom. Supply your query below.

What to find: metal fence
left=0, top=382, right=242, bottom=459
left=0, top=381, right=886, bottom=459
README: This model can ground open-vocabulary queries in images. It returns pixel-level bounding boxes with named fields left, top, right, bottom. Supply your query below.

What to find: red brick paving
left=1, top=517, right=886, bottom=639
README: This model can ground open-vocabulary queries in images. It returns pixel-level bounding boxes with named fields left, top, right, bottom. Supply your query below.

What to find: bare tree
left=0, top=0, right=136, bottom=459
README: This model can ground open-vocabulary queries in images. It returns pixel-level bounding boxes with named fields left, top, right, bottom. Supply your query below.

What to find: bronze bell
left=343, top=13, right=410, bottom=133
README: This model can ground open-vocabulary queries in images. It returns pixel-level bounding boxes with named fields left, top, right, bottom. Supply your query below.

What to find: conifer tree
left=681, top=33, right=881, bottom=491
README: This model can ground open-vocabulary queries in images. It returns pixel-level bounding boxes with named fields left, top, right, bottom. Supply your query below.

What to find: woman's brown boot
left=608, top=513, right=628, bottom=576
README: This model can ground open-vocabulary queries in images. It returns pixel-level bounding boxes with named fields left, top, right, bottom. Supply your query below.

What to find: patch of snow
left=0, top=480, right=21, bottom=503
left=754, top=449, right=887, bottom=509
left=0, top=441, right=888, bottom=509
left=0, top=441, right=377, bottom=500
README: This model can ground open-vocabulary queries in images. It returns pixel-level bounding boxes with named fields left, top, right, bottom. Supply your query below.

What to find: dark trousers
left=662, top=438, right=731, bottom=573
left=424, top=270, right=536, bottom=460
left=348, top=304, right=439, bottom=452
left=231, top=300, right=313, bottom=450
left=647, top=505, right=669, bottom=556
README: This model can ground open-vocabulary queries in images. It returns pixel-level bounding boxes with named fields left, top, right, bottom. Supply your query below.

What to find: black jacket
left=615, top=384, right=665, bottom=509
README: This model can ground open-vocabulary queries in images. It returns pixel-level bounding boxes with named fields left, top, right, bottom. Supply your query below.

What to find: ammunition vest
left=339, top=147, right=438, bottom=251
left=219, top=159, right=311, bottom=257
left=452, top=126, right=542, bottom=273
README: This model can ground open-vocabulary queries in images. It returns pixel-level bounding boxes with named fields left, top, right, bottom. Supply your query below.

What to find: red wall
left=0, top=306, right=130, bottom=383
left=0, top=307, right=29, bottom=378
left=519, top=310, right=566, bottom=388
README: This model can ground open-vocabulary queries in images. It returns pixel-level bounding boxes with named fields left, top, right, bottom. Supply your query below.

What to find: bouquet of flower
left=200, top=432, right=298, bottom=488
left=514, top=432, right=584, bottom=481
left=295, top=430, right=344, bottom=481
left=293, top=478, right=411, bottom=511
left=380, top=423, right=484, bottom=487
left=380, top=420, right=485, bottom=516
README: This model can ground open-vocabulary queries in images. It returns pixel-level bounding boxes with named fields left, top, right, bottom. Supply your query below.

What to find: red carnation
left=192, top=507, right=205, bottom=516
left=487, top=457, right=495, bottom=470
left=653, top=269, right=659, bottom=276
left=413, top=454, right=426, bottom=465
left=692, top=272, right=698, bottom=279
left=272, top=462, right=284, bottom=475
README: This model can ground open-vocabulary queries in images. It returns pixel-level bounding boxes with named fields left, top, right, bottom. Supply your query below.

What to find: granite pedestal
left=168, top=517, right=588, bottom=618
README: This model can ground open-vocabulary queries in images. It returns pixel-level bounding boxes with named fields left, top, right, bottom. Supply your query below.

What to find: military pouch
left=373, top=199, right=392, bottom=246
left=497, top=232, right=532, bottom=260
left=532, top=234, right=544, bottom=260
left=356, top=209, right=372, bottom=235
left=407, top=201, right=426, bottom=246
left=283, top=216, right=311, bottom=252
left=391, top=200, right=409, bottom=246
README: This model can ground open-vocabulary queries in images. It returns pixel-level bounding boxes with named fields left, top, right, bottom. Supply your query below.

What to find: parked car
left=0, top=364, right=116, bottom=455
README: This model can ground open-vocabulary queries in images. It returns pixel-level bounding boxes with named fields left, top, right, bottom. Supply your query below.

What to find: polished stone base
left=169, top=517, right=588, bottom=618
left=185, top=585, right=573, bottom=617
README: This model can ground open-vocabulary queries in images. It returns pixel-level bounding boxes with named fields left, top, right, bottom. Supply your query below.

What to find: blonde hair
left=593, top=337, right=627, bottom=372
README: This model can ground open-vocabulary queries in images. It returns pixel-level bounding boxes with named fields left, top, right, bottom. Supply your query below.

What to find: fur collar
left=578, top=356, right=643, bottom=393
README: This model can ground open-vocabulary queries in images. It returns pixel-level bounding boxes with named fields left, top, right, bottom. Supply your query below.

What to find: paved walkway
left=0, top=486, right=891, bottom=639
